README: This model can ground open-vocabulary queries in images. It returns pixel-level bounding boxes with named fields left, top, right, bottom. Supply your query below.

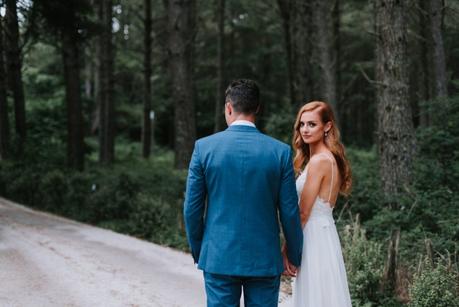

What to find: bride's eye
left=308, top=122, right=316, bottom=128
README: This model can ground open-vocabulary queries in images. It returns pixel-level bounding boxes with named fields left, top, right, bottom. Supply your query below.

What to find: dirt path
left=0, top=198, right=292, bottom=307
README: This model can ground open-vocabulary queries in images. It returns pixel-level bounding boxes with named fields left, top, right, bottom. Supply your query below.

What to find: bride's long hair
left=292, top=101, right=352, bottom=196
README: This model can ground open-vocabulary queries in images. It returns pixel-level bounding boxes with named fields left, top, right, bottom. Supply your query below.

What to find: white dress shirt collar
left=230, top=120, right=256, bottom=128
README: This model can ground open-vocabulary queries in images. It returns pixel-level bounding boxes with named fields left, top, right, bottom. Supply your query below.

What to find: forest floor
left=0, top=198, right=292, bottom=307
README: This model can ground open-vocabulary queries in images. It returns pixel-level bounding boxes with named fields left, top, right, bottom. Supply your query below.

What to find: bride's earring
left=325, top=131, right=329, bottom=137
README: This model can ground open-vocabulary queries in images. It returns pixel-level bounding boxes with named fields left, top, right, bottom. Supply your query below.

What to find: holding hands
left=281, top=244, right=297, bottom=277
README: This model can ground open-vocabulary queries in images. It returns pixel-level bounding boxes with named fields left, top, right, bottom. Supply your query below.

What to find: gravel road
left=0, top=198, right=292, bottom=307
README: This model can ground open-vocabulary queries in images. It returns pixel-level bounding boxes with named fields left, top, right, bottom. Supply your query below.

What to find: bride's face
left=299, top=111, right=327, bottom=145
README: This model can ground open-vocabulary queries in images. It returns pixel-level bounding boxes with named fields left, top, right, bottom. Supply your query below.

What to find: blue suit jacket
left=183, top=125, right=303, bottom=276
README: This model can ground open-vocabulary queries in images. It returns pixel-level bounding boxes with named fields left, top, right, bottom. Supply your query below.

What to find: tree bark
left=5, top=0, right=25, bottom=154
left=311, top=0, right=337, bottom=111
left=277, top=0, right=295, bottom=106
left=62, top=29, right=84, bottom=171
left=417, top=0, right=433, bottom=126
left=375, top=0, right=416, bottom=198
left=213, top=0, right=225, bottom=133
left=98, top=0, right=115, bottom=164
left=382, top=229, right=400, bottom=292
left=142, top=0, right=153, bottom=158
left=333, top=0, right=341, bottom=112
left=290, top=0, right=313, bottom=106
left=0, top=15, right=10, bottom=160
left=167, top=0, right=196, bottom=169
left=428, top=0, right=448, bottom=97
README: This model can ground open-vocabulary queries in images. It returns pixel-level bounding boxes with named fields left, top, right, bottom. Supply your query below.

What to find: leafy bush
left=128, top=194, right=173, bottom=238
left=0, top=150, right=188, bottom=250
left=39, top=170, right=69, bottom=211
left=409, top=261, right=459, bottom=307
left=84, top=172, right=139, bottom=223
left=342, top=216, right=385, bottom=306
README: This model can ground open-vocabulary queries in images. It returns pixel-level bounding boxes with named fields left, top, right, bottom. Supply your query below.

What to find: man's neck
left=229, top=114, right=256, bottom=125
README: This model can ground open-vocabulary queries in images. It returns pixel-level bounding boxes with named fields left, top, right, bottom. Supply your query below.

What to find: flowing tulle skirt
left=292, top=204, right=352, bottom=307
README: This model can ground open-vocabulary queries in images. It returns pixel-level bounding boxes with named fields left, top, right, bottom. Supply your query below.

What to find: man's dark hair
left=225, top=79, right=260, bottom=115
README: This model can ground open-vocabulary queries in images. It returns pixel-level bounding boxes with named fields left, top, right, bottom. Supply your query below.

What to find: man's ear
left=226, top=102, right=232, bottom=115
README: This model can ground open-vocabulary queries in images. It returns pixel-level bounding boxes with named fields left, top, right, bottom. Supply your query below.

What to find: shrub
left=128, top=194, right=174, bottom=239
left=39, top=170, right=69, bottom=211
left=409, top=261, right=459, bottom=307
left=342, top=216, right=385, bottom=306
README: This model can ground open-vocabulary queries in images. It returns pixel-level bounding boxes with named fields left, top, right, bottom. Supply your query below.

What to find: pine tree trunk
left=167, top=0, right=196, bottom=169
left=333, top=0, right=341, bottom=113
left=62, top=30, right=84, bottom=171
left=375, top=0, right=416, bottom=199
left=312, top=0, right=337, bottom=111
left=382, top=229, right=400, bottom=292
left=417, top=0, right=433, bottom=126
left=290, top=0, right=313, bottom=106
left=0, top=15, right=10, bottom=160
left=5, top=0, right=25, bottom=154
left=98, top=0, right=115, bottom=164
left=142, top=0, right=153, bottom=158
left=277, top=0, right=295, bottom=106
left=213, top=0, right=225, bottom=133
left=92, top=39, right=101, bottom=134
left=428, top=0, right=448, bottom=97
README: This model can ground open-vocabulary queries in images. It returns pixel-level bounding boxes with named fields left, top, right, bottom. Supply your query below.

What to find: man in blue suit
left=184, top=79, right=303, bottom=306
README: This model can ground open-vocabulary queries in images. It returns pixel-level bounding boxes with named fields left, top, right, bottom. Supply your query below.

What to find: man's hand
left=281, top=244, right=298, bottom=277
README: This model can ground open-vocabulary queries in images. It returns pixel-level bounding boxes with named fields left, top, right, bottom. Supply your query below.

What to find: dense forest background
left=0, top=0, right=458, bottom=305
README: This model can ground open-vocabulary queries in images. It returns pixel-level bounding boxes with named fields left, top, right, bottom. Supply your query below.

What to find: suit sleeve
left=183, top=141, right=207, bottom=263
left=278, top=148, right=303, bottom=267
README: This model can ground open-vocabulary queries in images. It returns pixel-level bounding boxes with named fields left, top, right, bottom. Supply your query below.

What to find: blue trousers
left=203, top=272, right=281, bottom=307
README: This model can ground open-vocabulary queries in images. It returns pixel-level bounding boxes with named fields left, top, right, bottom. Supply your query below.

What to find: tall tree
left=62, top=16, right=84, bottom=170
left=98, top=0, right=115, bottom=164
left=375, top=0, right=416, bottom=198
left=213, top=0, right=225, bottom=133
left=0, top=13, right=10, bottom=160
left=289, top=0, right=313, bottom=106
left=277, top=0, right=295, bottom=106
left=142, top=0, right=153, bottom=158
left=5, top=0, right=25, bottom=153
left=167, top=0, right=196, bottom=169
left=333, top=0, right=341, bottom=109
left=32, top=0, right=91, bottom=170
left=311, top=0, right=338, bottom=111
left=415, top=0, right=434, bottom=126
left=428, top=0, right=448, bottom=97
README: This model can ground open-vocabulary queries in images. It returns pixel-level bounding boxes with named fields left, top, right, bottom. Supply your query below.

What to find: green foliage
left=344, top=148, right=382, bottom=222
left=342, top=217, right=385, bottom=306
left=409, top=261, right=459, bottom=307
left=341, top=97, right=459, bottom=259
left=127, top=194, right=188, bottom=249
left=0, top=149, right=188, bottom=250
left=264, top=103, right=295, bottom=144
left=415, top=96, right=459, bottom=192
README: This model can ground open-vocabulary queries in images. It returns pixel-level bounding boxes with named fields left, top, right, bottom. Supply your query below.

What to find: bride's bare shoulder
left=307, top=154, right=332, bottom=174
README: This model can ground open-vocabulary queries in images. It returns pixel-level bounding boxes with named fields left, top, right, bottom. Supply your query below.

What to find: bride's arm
left=299, top=158, right=327, bottom=227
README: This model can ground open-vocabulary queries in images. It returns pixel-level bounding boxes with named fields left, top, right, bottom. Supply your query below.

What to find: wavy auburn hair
left=292, top=101, right=352, bottom=196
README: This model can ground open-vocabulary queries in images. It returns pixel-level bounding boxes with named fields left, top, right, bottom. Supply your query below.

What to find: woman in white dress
left=286, top=101, right=353, bottom=307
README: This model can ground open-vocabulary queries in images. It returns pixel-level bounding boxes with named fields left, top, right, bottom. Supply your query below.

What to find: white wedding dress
left=292, top=153, right=352, bottom=307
